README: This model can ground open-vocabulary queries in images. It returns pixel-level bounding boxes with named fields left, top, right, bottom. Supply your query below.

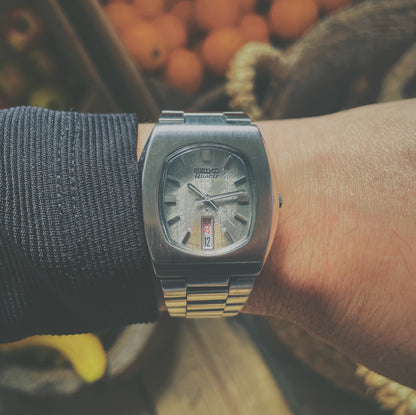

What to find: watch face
left=159, top=145, right=256, bottom=255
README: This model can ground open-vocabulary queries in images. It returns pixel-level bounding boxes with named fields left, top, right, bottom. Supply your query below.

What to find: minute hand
left=187, top=183, right=219, bottom=210
left=187, top=183, right=235, bottom=228
left=196, top=190, right=247, bottom=204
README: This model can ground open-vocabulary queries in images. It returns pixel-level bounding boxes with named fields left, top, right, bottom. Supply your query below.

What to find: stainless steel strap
left=161, top=276, right=255, bottom=318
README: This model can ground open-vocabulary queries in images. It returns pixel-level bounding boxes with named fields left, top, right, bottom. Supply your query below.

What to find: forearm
left=0, top=107, right=158, bottom=342
left=245, top=99, right=416, bottom=387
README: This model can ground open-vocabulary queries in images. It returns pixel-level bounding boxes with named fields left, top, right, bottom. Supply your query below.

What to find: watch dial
left=159, top=145, right=256, bottom=254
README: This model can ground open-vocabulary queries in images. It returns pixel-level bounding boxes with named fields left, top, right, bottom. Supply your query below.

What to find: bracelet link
left=160, top=276, right=255, bottom=318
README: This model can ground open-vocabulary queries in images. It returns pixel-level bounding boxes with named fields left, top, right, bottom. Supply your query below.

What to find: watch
left=139, top=111, right=277, bottom=318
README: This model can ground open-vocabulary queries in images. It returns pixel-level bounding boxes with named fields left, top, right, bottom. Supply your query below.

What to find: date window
left=201, top=217, right=214, bottom=250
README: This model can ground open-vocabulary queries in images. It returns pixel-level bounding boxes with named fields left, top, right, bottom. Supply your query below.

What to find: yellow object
left=0, top=333, right=107, bottom=383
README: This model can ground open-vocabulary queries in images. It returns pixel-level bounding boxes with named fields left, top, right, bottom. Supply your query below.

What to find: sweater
left=0, top=106, right=158, bottom=342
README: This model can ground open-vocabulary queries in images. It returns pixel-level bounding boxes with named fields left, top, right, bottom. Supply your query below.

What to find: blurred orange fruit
left=105, top=3, right=140, bottom=31
left=239, top=14, right=269, bottom=42
left=314, top=0, right=353, bottom=11
left=193, top=41, right=204, bottom=58
left=164, top=0, right=177, bottom=7
left=153, top=13, right=187, bottom=50
left=269, top=0, right=318, bottom=40
left=202, top=27, right=245, bottom=76
left=164, top=48, right=203, bottom=93
left=195, top=0, right=241, bottom=31
left=170, top=1, right=195, bottom=27
left=108, top=0, right=131, bottom=3
left=133, top=0, right=165, bottom=19
left=237, top=0, right=256, bottom=13
left=120, top=22, right=168, bottom=70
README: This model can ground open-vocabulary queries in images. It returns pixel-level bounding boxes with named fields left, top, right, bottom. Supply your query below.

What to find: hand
left=195, top=190, right=247, bottom=205
left=187, top=183, right=235, bottom=228
left=187, top=183, right=219, bottom=210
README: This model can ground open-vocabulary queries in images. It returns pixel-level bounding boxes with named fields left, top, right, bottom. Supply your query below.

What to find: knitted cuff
left=0, top=106, right=158, bottom=342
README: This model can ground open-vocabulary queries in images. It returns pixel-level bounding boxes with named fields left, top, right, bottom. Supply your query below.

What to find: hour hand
left=195, top=190, right=247, bottom=204
left=187, top=183, right=206, bottom=198
left=187, top=183, right=235, bottom=228
left=187, top=183, right=219, bottom=210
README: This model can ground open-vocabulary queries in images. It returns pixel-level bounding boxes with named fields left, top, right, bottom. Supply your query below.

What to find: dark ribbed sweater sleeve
left=0, top=106, right=158, bottom=342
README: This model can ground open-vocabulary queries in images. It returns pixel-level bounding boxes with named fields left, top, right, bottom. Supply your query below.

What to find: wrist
left=243, top=113, right=363, bottom=326
left=243, top=101, right=416, bottom=388
left=242, top=117, right=324, bottom=319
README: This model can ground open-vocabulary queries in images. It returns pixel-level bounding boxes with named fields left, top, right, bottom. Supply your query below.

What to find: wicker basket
left=226, top=0, right=416, bottom=120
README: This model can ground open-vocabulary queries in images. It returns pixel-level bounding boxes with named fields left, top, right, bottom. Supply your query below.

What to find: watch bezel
left=142, top=122, right=273, bottom=277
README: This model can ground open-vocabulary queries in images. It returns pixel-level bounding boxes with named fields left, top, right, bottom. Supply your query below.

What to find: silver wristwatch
left=141, top=111, right=276, bottom=318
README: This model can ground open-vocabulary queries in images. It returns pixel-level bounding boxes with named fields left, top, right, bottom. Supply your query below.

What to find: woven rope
left=268, top=318, right=416, bottom=414
left=379, top=42, right=416, bottom=102
left=226, top=42, right=284, bottom=121
left=356, top=366, right=416, bottom=415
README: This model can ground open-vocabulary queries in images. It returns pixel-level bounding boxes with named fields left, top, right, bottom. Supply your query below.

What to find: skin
left=141, top=99, right=416, bottom=388
left=246, top=99, right=416, bottom=388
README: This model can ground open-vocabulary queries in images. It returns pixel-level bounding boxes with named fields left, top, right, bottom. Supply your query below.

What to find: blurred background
left=0, top=0, right=415, bottom=414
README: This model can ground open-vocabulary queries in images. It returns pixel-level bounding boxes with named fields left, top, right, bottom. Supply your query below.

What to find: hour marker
left=164, top=195, right=177, bottom=205
left=224, top=229, right=233, bottom=244
left=234, top=176, right=247, bottom=186
left=180, top=157, right=187, bottom=167
left=234, top=214, right=247, bottom=224
left=182, top=230, right=191, bottom=245
left=237, top=194, right=249, bottom=205
left=224, top=155, right=233, bottom=170
left=167, top=176, right=182, bottom=187
left=167, top=215, right=181, bottom=226
left=202, top=149, right=211, bottom=162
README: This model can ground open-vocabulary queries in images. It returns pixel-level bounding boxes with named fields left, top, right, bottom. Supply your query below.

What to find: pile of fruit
left=105, top=0, right=355, bottom=94
left=0, top=6, right=82, bottom=110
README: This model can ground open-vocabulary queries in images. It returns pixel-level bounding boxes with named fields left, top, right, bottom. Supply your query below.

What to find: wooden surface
left=142, top=318, right=292, bottom=415
left=0, top=316, right=393, bottom=415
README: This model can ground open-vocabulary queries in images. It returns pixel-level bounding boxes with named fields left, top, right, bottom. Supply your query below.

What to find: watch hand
left=187, top=183, right=235, bottom=228
left=187, top=182, right=206, bottom=198
left=195, top=190, right=247, bottom=204
left=187, top=183, right=219, bottom=210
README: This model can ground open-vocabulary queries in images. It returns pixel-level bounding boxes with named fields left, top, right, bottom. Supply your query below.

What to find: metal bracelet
left=161, top=276, right=255, bottom=318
